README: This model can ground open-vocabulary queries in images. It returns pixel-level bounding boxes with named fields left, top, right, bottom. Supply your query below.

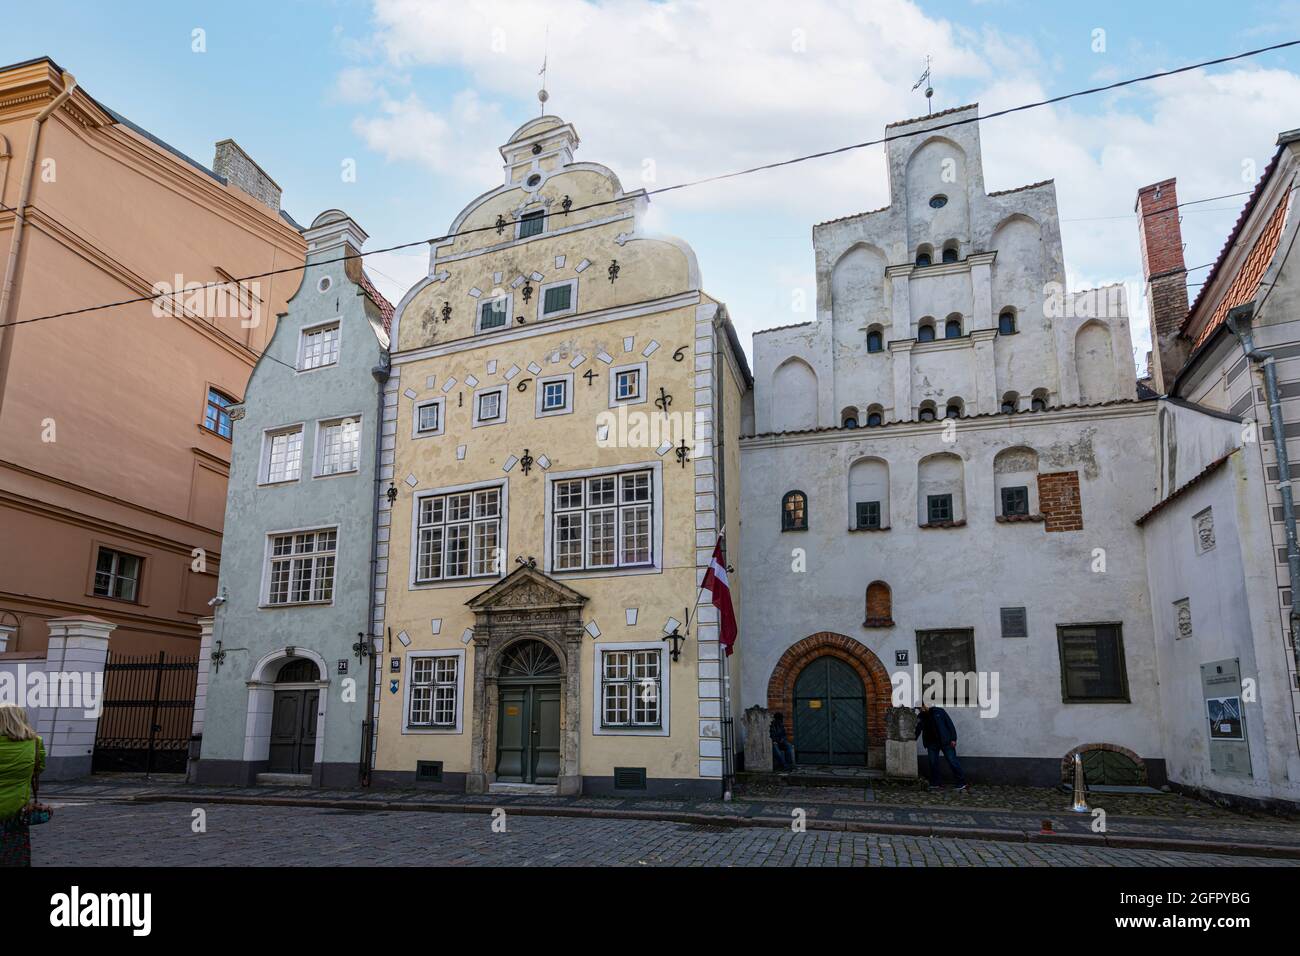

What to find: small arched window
left=841, top=408, right=859, bottom=429
left=1031, top=389, right=1049, bottom=412
left=781, top=491, right=808, bottom=531
left=917, top=322, right=936, bottom=343
left=945, top=316, right=962, bottom=338
left=1001, top=392, right=1019, bottom=414
left=942, top=246, right=959, bottom=264
left=945, top=400, right=963, bottom=419
left=929, top=195, right=948, bottom=209
left=866, top=329, right=884, bottom=353
left=866, top=404, right=884, bottom=427
left=999, top=310, right=1017, bottom=335
left=915, top=244, right=933, bottom=267
left=918, top=402, right=937, bottom=422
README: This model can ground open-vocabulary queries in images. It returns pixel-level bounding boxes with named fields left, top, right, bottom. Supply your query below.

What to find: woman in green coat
left=0, top=705, right=46, bottom=867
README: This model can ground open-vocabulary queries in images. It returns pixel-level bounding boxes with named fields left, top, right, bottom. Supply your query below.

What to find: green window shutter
left=518, top=211, right=544, bottom=238
left=543, top=284, right=571, bottom=314
left=479, top=299, right=507, bottom=329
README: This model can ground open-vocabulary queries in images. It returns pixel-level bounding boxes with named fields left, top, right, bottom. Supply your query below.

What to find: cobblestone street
left=31, top=800, right=1299, bottom=867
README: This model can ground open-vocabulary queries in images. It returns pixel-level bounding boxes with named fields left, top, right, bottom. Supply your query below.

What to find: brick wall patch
left=1038, top=470, right=1083, bottom=532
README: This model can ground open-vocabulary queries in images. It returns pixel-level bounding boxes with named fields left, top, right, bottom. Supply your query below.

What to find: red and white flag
left=701, top=533, right=738, bottom=656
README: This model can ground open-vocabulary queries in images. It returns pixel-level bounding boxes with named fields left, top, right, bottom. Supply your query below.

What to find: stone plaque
left=1200, top=659, right=1251, bottom=776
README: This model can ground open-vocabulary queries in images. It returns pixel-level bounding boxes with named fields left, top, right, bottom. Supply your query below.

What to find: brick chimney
left=212, top=139, right=282, bottom=212
left=1135, top=178, right=1190, bottom=392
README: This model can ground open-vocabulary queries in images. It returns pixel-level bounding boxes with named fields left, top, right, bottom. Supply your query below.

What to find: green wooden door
left=794, top=657, right=867, bottom=766
left=532, top=686, right=561, bottom=784
left=496, top=683, right=562, bottom=784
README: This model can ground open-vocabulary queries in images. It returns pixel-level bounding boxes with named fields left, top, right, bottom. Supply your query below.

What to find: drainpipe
left=360, top=356, right=391, bottom=785
left=0, top=71, right=76, bottom=421
left=1226, top=303, right=1300, bottom=690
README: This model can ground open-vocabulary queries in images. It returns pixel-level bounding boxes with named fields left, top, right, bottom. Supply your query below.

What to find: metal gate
left=720, top=716, right=735, bottom=797
left=92, top=651, right=199, bottom=774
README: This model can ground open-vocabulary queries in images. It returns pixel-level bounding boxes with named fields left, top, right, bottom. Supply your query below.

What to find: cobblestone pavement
left=30, top=802, right=1300, bottom=867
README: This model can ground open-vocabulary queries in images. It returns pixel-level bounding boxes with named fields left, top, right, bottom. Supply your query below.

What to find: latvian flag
left=701, top=534, right=738, bottom=656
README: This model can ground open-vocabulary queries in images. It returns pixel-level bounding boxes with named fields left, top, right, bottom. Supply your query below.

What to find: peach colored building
left=0, top=57, right=306, bottom=658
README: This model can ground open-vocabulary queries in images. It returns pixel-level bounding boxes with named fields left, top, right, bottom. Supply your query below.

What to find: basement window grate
left=613, top=767, right=647, bottom=791
left=415, top=761, right=443, bottom=782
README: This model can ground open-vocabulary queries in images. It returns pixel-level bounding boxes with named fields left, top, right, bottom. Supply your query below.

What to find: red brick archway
left=766, top=632, right=892, bottom=756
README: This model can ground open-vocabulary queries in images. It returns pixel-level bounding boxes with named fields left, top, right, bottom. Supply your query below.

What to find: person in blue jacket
left=915, top=700, right=968, bottom=790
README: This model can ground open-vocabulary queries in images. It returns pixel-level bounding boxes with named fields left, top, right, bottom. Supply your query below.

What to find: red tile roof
left=359, top=271, right=395, bottom=336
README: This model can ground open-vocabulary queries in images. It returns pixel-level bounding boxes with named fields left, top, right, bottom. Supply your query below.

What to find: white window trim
left=313, top=414, right=363, bottom=478
left=408, top=478, right=509, bottom=590
left=536, top=277, right=578, bottom=321
left=472, top=384, right=508, bottom=428
left=591, top=640, right=670, bottom=736
left=296, top=318, right=342, bottom=373
left=608, top=361, right=648, bottom=408
left=535, top=372, right=574, bottom=418
left=476, top=292, right=513, bottom=333
left=543, top=461, right=663, bottom=578
left=258, top=423, right=306, bottom=486
left=259, top=523, right=340, bottom=609
left=514, top=208, right=547, bottom=241
left=413, top=398, right=446, bottom=439
left=402, top=648, right=466, bottom=734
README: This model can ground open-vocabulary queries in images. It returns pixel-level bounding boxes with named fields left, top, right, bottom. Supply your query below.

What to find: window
left=917, top=323, right=935, bottom=343
left=609, top=362, right=647, bottom=407
left=942, top=247, right=959, bottom=264
left=918, top=404, right=937, bottom=422
left=552, top=470, right=653, bottom=571
left=266, top=528, right=337, bottom=605
left=1058, top=623, right=1130, bottom=702
left=945, top=317, right=962, bottom=338
left=782, top=490, right=807, bottom=531
left=866, top=410, right=883, bottom=427
left=203, top=387, right=236, bottom=438
left=999, top=310, right=1017, bottom=335
left=929, top=194, right=948, bottom=209
left=945, top=401, right=962, bottom=419
left=539, top=279, right=577, bottom=318
left=93, top=547, right=141, bottom=601
left=927, top=493, right=953, bottom=524
left=262, top=426, right=304, bottom=484
left=535, top=374, right=573, bottom=417
left=472, top=386, right=506, bottom=427
left=414, top=486, right=502, bottom=583
left=1001, top=485, right=1029, bottom=517
left=1031, top=390, right=1048, bottom=412
left=841, top=409, right=858, bottom=428
left=409, top=655, right=459, bottom=728
left=478, top=295, right=509, bottom=331
left=916, top=629, right=977, bottom=705
left=517, top=209, right=545, bottom=239
left=855, top=500, right=881, bottom=530
left=414, top=399, right=444, bottom=437
left=316, top=417, right=361, bottom=476
left=298, top=322, right=340, bottom=371
left=601, top=649, right=662, bottom=728
left=915, top=251, right=932, bottom=267
left=1000, top=392, right=1019, bottom=414
left=1001, top=607, right=1029, bottom=638
left=867, top=329, right=884, bottom=353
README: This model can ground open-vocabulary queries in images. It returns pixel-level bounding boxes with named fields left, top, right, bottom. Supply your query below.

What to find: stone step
left=488, top=782, right=559, bottom=795
left=255, top=773, right=312, bottom=787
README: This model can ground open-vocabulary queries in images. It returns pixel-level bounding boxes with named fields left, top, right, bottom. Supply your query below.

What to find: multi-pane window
left=93, top=548, right=141, bottom=602
left=855, top=500, right=881, bottom=530
left=543, top=379, right=566, bottom=411
left=927, top=493, right=953, bottom=523
left=1058, top=624, right=1130, bottom=702
left=476, top=389, right=502, bottom=423
left=415, top=487, right=501, bottom=582
left=408, top=656, right=458, bottom=728
left=317, top=418, right=360, bottom=476
left=416, top=401, right=441, bottom=434
left=601, top=649, right=662, bottom=727
left=542, top=282, right=572, bottom=315
left=266, top=529, right=337, bottom=605
left=478, top=297, right=508, bottom=331
left=552, top=470, right=653, bottom=571
left=1001, top=485, right=1029, bottom=517
left=916, top=628, right=977, bottom=705
left=299, top=322, right=340, bottom=370
left=518, top=209, right=545, bottom=239
left=203, top=388, right=235, bottom=438
left=615, top=368, right=641, bottom=401
left=264, top=427, right=304, bottom=483
left=782, top=491, right=807, bottom=531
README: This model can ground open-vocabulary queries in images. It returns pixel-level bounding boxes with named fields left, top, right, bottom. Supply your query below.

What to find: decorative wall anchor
left=521, top=281, right=534, bottom=304
left=608, top=259, right=620, bottom=284
left=655, top=386, right=673, bottom=413
left=495, top=214, right=507, bottom=236
left=515, top=554, right=538, bottom=569
left=675, top=438, right=690, bottom=468
left=561, top=194, right=572, bottom=214
left=519, top=449, right=534, bottom=475
left=440, top=301, right=452, bottom=323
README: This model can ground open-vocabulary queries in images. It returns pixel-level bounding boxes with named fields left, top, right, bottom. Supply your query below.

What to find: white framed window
left=536, top=278, right=577, bottom=320
left=404, top=650, right=465, bottom=733
left=298, top=321, right=340, bottom=371
left=93, top=547, right=143, bottom=602
left=315, top=416, right=361, bottom=477
left=412, top=483, right=505, bottom=584
left=549, top=467, right=656, bottom=573
left=592, top=641, right=670, bottom=736
left=535, top=373, right=573, bottom=418
left=413, top=398, right=445, bottom=438
left=609, top=361, right=647, bottom=407
left=264, top=527, right=337, bottom=606
left=260, top=425, right=304, bottom=485
left=515, top=208, right=545, bottom=240
left=476, top=293, right=511, bottom=332
left=472, top=384, right=507, bottom=427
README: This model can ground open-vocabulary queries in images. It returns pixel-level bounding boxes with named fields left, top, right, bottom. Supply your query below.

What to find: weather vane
left=912, top=54, right=934, bottom=114
left=538, top=27, right=550, bottom=117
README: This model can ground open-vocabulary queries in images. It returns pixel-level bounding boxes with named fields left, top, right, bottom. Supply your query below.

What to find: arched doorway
left=494, top=640, right=563, bottom=785
left=793, top=657, right=867, bottom=765
left=268, top=657, right=321, bottom=775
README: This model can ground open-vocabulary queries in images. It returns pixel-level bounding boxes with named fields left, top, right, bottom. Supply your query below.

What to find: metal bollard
left=1069, top=752, right=1089, bottom=812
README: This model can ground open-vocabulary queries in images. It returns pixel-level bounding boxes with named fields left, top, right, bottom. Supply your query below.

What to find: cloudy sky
left=7, top=0, right=1300, bottom=373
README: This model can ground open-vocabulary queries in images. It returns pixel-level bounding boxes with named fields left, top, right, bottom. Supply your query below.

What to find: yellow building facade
left=372, top=115, right=750, bottom=796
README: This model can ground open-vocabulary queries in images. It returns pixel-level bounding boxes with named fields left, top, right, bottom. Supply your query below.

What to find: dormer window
left=518, top=209, right=545, bottom=239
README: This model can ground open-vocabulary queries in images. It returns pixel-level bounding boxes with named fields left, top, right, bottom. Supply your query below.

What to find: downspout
left=0, top=71, right=76, bottom=420
left=360, top=355, right=391, bottom=786
left=1226, top=303, right=1300, bottom=689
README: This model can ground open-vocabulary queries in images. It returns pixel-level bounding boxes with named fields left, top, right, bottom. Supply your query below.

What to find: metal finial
left=912, top=54, right=934, bottom=114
